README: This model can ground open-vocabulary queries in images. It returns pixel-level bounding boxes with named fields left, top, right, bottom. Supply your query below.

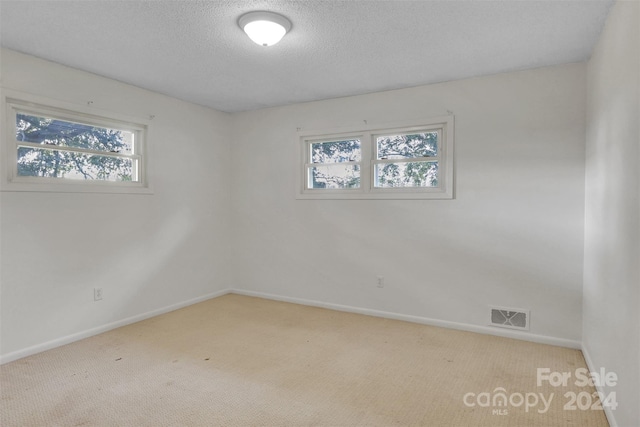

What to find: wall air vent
left=490, top=307, right=530, bottom=331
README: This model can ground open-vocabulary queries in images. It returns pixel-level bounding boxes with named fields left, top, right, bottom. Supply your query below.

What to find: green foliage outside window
left=376, top=132, right=438, bottom=188
left=16, top=113, right=134, bottom=182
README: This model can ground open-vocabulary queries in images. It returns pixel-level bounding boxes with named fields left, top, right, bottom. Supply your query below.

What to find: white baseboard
left=0, top=288, right=232, bottom=365
left=1, top=287, right=582, bottom=365
left=581, top=345, right=618, bottom=427
left=231, top=289, right=582, bottom=349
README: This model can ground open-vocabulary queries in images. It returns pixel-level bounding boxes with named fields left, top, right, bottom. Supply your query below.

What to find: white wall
left=583, top=1, right=640, bottom=426
left=231, top=63, right=587, bottom=345
left=0, top=49, right=233, bottom=360
left=0, top=49, right=591, bottom=362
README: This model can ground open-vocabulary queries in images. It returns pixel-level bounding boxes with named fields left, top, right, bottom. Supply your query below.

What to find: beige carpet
left=1, top=294, right=609, bottom=426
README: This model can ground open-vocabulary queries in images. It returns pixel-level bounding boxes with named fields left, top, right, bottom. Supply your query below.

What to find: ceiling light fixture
left=238, top=11, right=291, bottom=47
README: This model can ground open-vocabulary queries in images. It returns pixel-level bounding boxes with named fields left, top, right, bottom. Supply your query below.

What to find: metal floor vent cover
left=490, top=307, right=529, bottom=331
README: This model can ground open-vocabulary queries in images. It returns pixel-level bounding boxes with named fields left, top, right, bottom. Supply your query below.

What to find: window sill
left=1, top=179, right=154, bottom=195
left=296, top=187, right=453, bottom=200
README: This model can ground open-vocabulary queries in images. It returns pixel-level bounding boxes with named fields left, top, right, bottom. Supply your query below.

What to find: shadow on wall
left=69, top=207, right=198, bottom=324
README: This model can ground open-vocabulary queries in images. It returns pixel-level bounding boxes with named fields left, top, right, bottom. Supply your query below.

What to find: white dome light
left=238, top=11, right=292, bottom=47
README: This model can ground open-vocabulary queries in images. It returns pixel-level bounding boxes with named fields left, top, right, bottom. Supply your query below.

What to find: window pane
left=311, top=139, right=361, bottom=163
left=377, top=132, right=437, bottom=159
left=16, top=113, right=134, bottom=154
left=17, top=146, right=135, bottom=182
left=308, top=164, right=360, bottom=189
left=374, top=161, right=438, bottom=188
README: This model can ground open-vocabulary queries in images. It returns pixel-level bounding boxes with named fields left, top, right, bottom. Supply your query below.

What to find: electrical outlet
left=377, top=276, right=384, bottom=288
left=94, top=287, right=103, bottom=301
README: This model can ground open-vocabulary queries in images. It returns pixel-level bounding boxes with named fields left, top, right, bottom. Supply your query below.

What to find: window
left=306, top=137, right=362, bottom=189
left=374, top=131, right=439, bottom=188
left=2, top=91, right=150, bottom=193
left=298, top=116, right=454, bottom=199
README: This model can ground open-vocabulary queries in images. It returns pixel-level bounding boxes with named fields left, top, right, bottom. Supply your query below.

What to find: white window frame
left=1, top=89, right=151, bottom=194
left=297, top=115, right=454, bottom=200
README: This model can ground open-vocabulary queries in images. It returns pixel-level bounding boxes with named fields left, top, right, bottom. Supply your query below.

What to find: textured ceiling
left=0, top=0, right=614, bottom=113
